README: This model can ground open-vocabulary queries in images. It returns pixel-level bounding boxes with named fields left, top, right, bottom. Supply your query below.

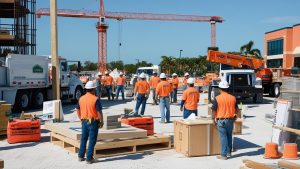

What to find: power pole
left=50, top=0, right=60, bottom=100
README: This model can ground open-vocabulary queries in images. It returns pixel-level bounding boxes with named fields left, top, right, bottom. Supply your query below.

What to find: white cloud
left=264, top=16, right=300, bottom=23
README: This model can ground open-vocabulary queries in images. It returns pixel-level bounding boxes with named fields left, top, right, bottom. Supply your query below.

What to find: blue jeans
left=182, top=85, right=187, bottom=91
left=217, top=119, right=234, bottom=156
left=78, top=119, right=99, bottom=161
left=183, top=108, right=198, bottom=119
left=116, top=85, right=125, bottom=100
left=135, top=94, right=147, bottom=115
left=172, top=88, right=178, bottom=102
left=105, top=85, right=113, bottom=100
left=159, top=97, right=170, bottom=122
left=96, top=86, right=101, bottom=98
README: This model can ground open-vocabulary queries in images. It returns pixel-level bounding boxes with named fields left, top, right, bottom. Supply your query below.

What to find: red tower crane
left=36, top=0, right=224, bottom=72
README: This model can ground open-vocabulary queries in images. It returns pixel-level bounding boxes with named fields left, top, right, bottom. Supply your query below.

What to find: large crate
left=281, top=77, right=300, bottom=91
left=174, top=119, right=220, bottom=157
left=280, top=91, right=300, bottom=109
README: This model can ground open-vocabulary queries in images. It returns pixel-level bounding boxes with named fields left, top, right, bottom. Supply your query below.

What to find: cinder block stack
left=103, top=114, right=121, bottom=130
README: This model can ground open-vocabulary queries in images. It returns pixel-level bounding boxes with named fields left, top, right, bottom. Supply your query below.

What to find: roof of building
left=265, top=23, right=300, bottom=34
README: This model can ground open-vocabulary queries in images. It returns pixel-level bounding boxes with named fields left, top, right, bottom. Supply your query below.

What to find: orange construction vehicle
left=207, top=50, right=290, bottom=98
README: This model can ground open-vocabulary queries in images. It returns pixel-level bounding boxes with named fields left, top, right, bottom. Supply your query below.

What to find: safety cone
left=264, top=143, right=282, bottom=159
left=282, top=143, right=299, bottom=160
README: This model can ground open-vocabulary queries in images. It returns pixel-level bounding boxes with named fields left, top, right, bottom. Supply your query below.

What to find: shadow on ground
left=100, top=152, right=154, bottom=162
left=232, top=137, right=264, bottom=158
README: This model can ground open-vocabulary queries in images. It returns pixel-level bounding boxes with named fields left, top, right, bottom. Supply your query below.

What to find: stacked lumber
left=240, top=159, right=300, bottom=169
left=45, top=122, right=171, bottom=157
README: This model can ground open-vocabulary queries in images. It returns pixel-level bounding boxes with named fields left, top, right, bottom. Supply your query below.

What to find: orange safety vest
left=116, top=76, right=126, bottom=86
left=135, top=80, right=150, bottom=94
left=156, top=81, right=172, bottom=97
left=182, top=87, right=200, bottom=110
left=149, top=76, right=160, bottom=88
left=215, top=92, right=236, bottom=118
left=172, top=77, right=179, bottom=89
left=104, top=75, right=113, bottom=86
left=79, top=92, right=99, bottom=119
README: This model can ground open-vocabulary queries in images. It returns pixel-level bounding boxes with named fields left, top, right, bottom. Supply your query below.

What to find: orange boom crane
left=36, top=0, right=224, bottom=72
left=207, top=50, right=289, bottom=97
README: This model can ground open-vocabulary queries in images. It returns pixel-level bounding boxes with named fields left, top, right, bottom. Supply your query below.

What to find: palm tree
left=240, top=41, right=262, bottom=58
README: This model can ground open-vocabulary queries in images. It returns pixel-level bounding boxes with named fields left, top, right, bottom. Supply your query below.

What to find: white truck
left=0, top=54, right=84, bottom=111
left=131, top=65, right=161, bottom=83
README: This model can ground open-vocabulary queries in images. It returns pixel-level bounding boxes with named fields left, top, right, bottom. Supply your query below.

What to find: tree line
left=70, top=41, right=261, bottom=76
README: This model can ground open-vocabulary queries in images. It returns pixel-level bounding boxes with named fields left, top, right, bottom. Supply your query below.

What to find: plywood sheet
left=45, top=122, right=147, bottom=141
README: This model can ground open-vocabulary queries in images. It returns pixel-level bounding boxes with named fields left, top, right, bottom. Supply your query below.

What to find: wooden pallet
left=51, top=132, right=171, bottom=158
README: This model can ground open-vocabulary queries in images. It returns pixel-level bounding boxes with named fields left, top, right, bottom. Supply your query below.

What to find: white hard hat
left=184, top=73, right=190, bottom=76
left=139, top=73, right=146, bottom=79
left=97, top=72, right=102, bottom=76
left=160, top=73, right=166, bottom=79
left=187, top=78, right=195, bottom=84
left=120, top=72, right=123, bottom=75
left=218, top=80, right=229, bottom=89
left=172, top=73, right=177, bottom=77
left=85, top=81, right=96, bottom=89
left=105, top=71, right=109, bottom=75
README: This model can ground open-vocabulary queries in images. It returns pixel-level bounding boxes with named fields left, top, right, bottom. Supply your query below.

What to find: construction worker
left=212, top=80, right=239, bottom=160
left=76, top=81, right=104, bottom=164
left=182, top=72, right=189, bottom=91
left=104, top=71, right=114, bottom=101
left=156, top=73, right=172, bottom=123
left=94, top=72, right=103, bottom=99
left=132, top=74, right=138, bottom=88
left=149, top=72, right=160, bottom=105
left=116, top=72, right=126, bottom=100
left=171, top=73, right=179, bottom=103
left=134, top=73, right=150, bottom=115
left=180, top=78, right=200, bottom=119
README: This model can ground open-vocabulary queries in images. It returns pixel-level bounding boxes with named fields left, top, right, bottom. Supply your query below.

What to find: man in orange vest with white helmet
left=171, top=73, right=179, bottom=103
left=76, top=81, right=104, bottom=164
left=156, top=73, right=172, bottom=123
left=149, top=72, right=160, bottom=105
left=104, top=71, right=114, bottom=101
left=180, top=78, right=200, bottom=119
left=212, top=80, right=239, bottom=160
left=182, top=72, right=189, bottom=91
left=134, top=73, right=150, bottom=115
left=115, top=72, right=126, bottom=100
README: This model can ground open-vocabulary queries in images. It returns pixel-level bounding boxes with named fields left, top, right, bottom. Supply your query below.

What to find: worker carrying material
left=134, top=73, right=150, bottom=115
left=76, top=81, right=104, bottom=164
left=149, top=72, right=160, bottom=105
left=115, top=72, right=126, bottom=100
left=171, top=73, right=179, bottom=103
left=104, top=71, right=114, bottom=101
left=94, top=72, right=103, bottom=99
left=182, top=73, right=189, bottom=91
left=211, top=80, right=239, bottom=160
left=156, top=73, right=172, bottom=123
left=180, top=78, right=200, bottom=119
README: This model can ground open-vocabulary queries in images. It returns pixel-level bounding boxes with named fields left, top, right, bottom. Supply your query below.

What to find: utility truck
left=0, top=54, right=84, bottom=111
left=207, top=50, right=264, bottom=103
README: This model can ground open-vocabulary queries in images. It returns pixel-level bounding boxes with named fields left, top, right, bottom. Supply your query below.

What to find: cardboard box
left=233, top=118, right=242, bottom=135
left=174, top=118, right=221, bottom=157
left=0, top=104, right=11, bottom=130
left=0, top=159, right=3, bottom=169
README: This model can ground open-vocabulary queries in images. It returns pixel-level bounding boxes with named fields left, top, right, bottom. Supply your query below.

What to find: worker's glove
left=98, top=120, right=104, bottom=129
left=180, top=107, right=183, bottom=111
left=233, top=114, right=237, bottom=121
left=213, top=118, right=217, bottom=126
left=133, top=95, right=137, bottom=101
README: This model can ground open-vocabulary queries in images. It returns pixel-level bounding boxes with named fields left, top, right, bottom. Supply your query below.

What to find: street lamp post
left=179, top=50, right=183, bottom=58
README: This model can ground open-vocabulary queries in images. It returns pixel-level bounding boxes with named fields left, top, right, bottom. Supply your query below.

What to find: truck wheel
left=253, top=93, right=263, bottom=104
left=73, top=86, right=83, bottom=103
left=273, top=84, right=281, bottom=98
left=15, top=90, right=30, bottom=110
left=33, top=90, right=45, bottom=108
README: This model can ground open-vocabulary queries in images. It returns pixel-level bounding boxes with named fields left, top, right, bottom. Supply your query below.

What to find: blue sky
left=37, top=0, right=300, bottom=64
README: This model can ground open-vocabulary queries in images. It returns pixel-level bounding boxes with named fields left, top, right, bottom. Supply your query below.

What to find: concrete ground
left=0, top=91, right=298, bottom=169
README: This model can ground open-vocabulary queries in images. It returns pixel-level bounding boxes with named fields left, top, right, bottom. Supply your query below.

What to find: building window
left=267, top=39, right=284, bottom=55
left=267, top=59, right=283, bottom=68
left=294, top=57, right=300, bottom=68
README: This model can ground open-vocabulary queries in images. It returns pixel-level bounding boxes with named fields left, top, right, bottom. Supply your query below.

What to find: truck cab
left=208, top=64, right=263, bottom=103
